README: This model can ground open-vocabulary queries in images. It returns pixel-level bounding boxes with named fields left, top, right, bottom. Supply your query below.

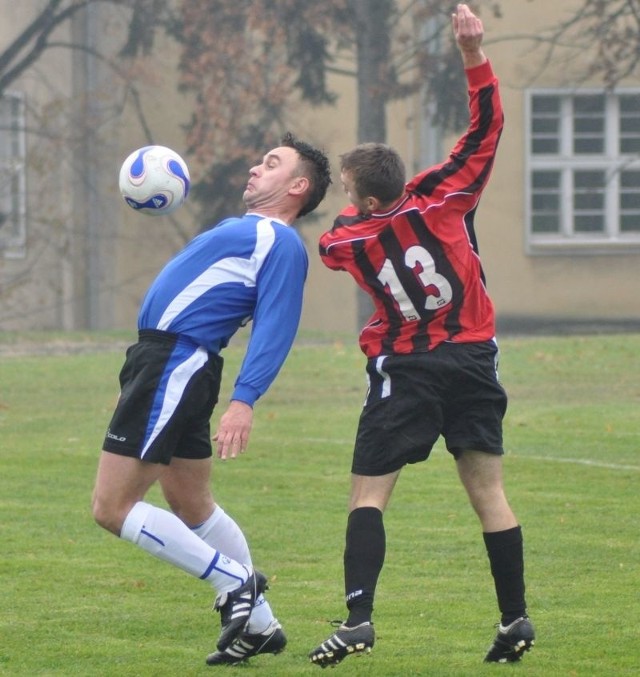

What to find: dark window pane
left=619, top=94, right=640, bottom=113
left=532, top=171, right=560, bottom=189
left=532, top=118, right=559, bottom=135
left=531, top=95, right=560, bottom=156
left=573, top=95, right=605, bottom=155
left=619, top=170, right=640, bottom=233
left=620, top=215, right=640, bottom=232
left=574, top=214, right=604, bottom=233
left=532, top=138, right=559, bottom=154
left=573, top=171, right=605, bottom=233
left=531, top=171, right=561, bottom=234
left=620, top=171, right=640, bottom=188
left=574, top=117, right=604, bottom=134
left=574, top=94, right=605, bottom=113
left=574, top=171, right=604, bottom=189
left=619, top=95, right=640, bottom=155
left=620, top=193, right=640, bottom=209
left=532, top=95, right=561, bottom=113
left=574, top=192, right=603, bottom=210
left=574, top=137, right=604, bottom=154
left=620, top=118, right=640, bottom=133
left=533, top=193, right=559, bottom=211
left=621, top=138, right=640, bottom=154
left=532, top=214, right=560, bottom=233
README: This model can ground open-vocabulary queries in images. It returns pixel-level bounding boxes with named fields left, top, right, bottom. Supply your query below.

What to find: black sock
left=343, top=507, right=385, bottom=627
left=483, top=526, right=527, bottom=626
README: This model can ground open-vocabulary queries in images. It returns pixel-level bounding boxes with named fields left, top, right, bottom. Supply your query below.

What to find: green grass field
left=1, top=331, right=638, bottom=676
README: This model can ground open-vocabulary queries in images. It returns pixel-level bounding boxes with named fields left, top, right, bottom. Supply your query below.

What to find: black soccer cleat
left=206, top=619, right=286, bottom=665
left=214, top=569, right=268, bottom=652
left=484, top=616, right=535, bottom=663
left=309, top=622, right=375, bottom=668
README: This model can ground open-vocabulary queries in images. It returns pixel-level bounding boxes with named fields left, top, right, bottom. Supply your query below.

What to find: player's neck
left=370, top=194, right=406, bottom=216
left=245, top=210, right=291, bottom=226
left=245, top=203, right=299, bottom=225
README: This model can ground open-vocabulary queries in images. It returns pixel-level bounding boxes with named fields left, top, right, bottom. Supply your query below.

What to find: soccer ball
left=118, top=145, right=190, bottom=216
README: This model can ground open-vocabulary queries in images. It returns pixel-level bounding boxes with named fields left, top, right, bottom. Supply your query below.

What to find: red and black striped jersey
left=319, top=60, right=503, bottom=358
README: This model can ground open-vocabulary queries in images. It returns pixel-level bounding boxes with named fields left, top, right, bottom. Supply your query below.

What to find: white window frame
left=525, top=88, right=640, bottom=255
left=0, top=91, right=27, bottom=259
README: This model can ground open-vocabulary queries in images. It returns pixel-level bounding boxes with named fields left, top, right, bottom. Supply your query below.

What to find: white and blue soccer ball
left=118, top=145, right=190, bottom=216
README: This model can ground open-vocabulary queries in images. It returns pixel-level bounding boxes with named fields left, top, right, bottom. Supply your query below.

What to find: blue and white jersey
left=138, top=213, right=308, bottom=406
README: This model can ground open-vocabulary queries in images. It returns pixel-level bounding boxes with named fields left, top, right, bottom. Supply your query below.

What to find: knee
left=91, top=491, right=127, bottom=536
left=468, top=491, right=517, bottom=531
left=168, top=501, right=214, bottom=528
left=161, top=487, right=214, bottom=527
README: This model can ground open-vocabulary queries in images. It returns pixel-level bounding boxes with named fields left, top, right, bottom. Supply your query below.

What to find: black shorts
left=102, top=330, right=223, bottom=465
left=352, top=341, right=508, bottom=476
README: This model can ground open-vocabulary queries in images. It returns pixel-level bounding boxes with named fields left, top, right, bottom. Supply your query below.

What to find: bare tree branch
left=0, top=1, right=91, bottom=93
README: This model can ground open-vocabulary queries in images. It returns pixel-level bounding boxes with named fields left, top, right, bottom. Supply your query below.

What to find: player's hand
left=452, top=4, right=485, bottom=65
left=213, top=400, right=253, bottom=460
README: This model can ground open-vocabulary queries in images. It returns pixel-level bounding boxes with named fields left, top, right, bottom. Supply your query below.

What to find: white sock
left=193, top=506, right=275, bottom=634
left=121, top=501, right=248, bottom=594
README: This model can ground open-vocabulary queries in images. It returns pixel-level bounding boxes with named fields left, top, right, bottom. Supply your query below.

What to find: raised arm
left=409, top=4, right=501, bottom=201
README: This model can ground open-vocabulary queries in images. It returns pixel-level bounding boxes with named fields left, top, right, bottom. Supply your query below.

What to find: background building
left=1, top=1, right=638, bottom=335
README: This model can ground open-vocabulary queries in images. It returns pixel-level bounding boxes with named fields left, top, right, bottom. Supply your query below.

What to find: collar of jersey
left=370, top=194, right=411, bottom=218
left=245, top=211, right=290, bottom=227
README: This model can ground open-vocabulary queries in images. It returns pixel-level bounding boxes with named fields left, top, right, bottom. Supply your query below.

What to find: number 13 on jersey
left=377, top=245, right=453, bottom=321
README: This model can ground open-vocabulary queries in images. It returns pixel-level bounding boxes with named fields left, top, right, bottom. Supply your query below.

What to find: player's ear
left=364, top=196, right=380, bottom=214
left=289, top=176, right=310, bottom=197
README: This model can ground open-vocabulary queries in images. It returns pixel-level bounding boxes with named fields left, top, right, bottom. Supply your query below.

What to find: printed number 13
left=377, top=245, right=453, bottom=321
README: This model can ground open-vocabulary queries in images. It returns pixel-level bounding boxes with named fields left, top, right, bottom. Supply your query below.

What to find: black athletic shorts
left=102, top=329, right=223, bottom=464
left=352, top=340, right=508, bottom=476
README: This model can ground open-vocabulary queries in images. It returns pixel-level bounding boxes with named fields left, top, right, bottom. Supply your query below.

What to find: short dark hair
left=340, top=143, right=406, bottom=205
left=281, top=132, right=332, bottom=217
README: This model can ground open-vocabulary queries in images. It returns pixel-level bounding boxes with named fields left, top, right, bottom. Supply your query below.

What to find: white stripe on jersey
left=140, top=346, right=208, bottom=459
left=156, top=219, right=276, bottom=331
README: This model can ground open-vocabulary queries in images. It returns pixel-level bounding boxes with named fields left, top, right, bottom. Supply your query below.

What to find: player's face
left=243, top=146, right=301, bottom=211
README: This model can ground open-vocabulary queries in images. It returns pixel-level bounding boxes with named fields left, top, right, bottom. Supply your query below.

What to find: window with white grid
left=525, top=90, right=640, bottom=254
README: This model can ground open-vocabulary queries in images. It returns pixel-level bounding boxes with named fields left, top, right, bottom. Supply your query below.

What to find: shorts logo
left=106, top=429, right=127, bottom=442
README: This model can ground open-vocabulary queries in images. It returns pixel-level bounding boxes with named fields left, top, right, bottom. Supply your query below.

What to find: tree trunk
left=349, top=0, right=393, bottom=329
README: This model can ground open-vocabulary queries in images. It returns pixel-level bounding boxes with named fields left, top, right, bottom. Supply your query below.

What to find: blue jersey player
left=92, top=133, right=331, bottom=666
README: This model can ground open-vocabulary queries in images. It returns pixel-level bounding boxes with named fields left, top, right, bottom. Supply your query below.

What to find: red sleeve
left=318, top=205, right=361, bottom=272
left=407, top=60, right=503, bottom=200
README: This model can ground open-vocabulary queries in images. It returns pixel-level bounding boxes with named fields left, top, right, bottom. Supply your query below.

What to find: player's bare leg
left=456, top=450, right=535, bottom=662
left=92, top=451, right=266, bottom=652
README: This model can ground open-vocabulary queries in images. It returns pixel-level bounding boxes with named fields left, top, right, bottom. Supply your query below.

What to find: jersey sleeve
left=408, top=60, right=503, bottom=200
left=231, top=229, right=308, bottom=406
left=319, top=206, right=362, bottom=272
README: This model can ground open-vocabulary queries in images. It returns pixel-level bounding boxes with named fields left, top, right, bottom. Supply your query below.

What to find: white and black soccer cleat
left=214, top=569, right=268, bottom=652
left=206, top=619, right=286, bottom=665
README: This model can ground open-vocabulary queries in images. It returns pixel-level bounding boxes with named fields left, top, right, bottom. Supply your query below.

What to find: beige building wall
left=111, top=26, right=200, bottom=329
left=479, top=1, right=640, bottom=325
left=1, top=0, right=638, bottom=333
left=0, top=3, right=76, bottom=330
left=298, top=0, right=640, bottom=334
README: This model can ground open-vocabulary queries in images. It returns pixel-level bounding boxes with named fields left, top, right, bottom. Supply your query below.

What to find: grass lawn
left=0, top=331, right=638, bottom=676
